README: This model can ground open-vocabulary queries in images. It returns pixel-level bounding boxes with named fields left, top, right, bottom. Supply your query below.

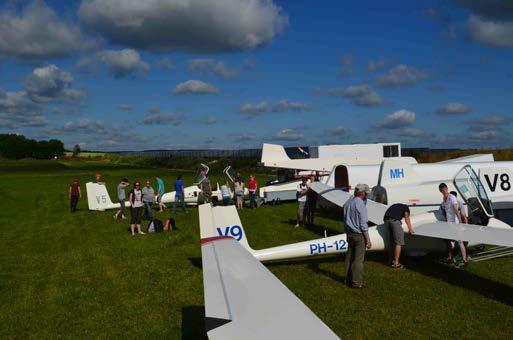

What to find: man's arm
left=358, top=203, right=372, bottom=249
left=404, top=212, right=414, bottom=234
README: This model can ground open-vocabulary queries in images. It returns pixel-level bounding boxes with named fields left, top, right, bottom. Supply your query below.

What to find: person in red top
left=248, top=175, right=258, bottom=208
left=69, top=179, right=81, bottom=212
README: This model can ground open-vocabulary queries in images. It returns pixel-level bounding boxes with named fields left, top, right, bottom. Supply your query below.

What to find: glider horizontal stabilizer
left=201, top=236, right=339, bottom=340
left=414, top=220, right=513, bottom=248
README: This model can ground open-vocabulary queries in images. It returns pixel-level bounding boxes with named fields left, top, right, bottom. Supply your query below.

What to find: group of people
left=219, top=172, right=258, bottom=209
left=295, top=175, right=319, bottom=228
left=343, top=182, right=470, bottom=289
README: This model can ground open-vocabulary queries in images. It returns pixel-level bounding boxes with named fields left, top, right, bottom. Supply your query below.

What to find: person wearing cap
left=384, top=203, right=414, bottom=268
left=344, top=183, right=372, bottom=288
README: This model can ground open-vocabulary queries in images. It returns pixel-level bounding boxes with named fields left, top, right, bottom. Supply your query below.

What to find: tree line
left=0, top=134, right=65, bottom=159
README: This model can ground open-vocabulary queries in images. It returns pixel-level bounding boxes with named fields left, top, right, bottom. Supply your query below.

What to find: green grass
left=0, top=160, right=512, bottom=339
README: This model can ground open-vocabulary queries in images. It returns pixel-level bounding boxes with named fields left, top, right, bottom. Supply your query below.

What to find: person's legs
left=393, top=245, right=402, bottom=265
left=136, top=207, right=145, bottom=234
left=390, top=220, right=405, bottom=266
left=296, top=202, right=304, bottom=227
left=345, top=233, right=354, bottom=286
left=180, top=195, right=186, bottom=212
left=458, top=241, right=467, bottom=263
left=446, top=240, right=454, bottom=262
left=147, top=202, right=153, bottom=220
left=351, top=234, right=366, bottom=286
left=249, top=191, right=255, bottom=208
left=70, top=196, right=78, bottom=212
left=172, top=197, right=178, bottom=213
left=130, top=207, right=137, bottom=235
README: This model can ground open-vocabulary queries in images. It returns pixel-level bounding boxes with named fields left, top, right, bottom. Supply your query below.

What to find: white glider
left=201, top=235, right=339, bottom=340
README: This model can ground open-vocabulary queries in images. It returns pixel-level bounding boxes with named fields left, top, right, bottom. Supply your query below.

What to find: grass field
left=0, top=160, right=512, bottom=339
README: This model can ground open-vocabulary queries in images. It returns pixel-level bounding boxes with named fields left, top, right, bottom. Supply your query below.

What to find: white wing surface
left=414, top=220, right=513, bottom=247
left=201, top=236, right=339, bottom=340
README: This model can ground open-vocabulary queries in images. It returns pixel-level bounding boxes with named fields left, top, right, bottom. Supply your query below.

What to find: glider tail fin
left=199, top=204, right=253, bottom=252
left=261, top=143, right=290, bottom=166
left=86, top=182, right=116, bottom=210
left=378, top=159, right=419, bottom=187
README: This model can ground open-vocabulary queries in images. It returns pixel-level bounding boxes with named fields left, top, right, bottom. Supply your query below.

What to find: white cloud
left=375, top=64, right=428, bottom=87
left=0, top=1, right=92, bottom=60
left=367, top=57, right=387, bottom=72
left=395, top=128, right=433, bottom=137
left=374, top=109, right=416, bottom=129
left=325, top=126, right=347, bottom=136
left=78, top=0, right=287, bottom=53
left=435, top=102, right=471, bottom=115
left=468, top=15, right=513, bottom=47
left=173, top=80, right=219, bottom=95
left=239, top=101, right=268, bottom=116
left=315, top=84, right=384, bottom=106
left=272, top=128, right=303, bottom=141
left=0, top=88, right=47, bottom=128
left=187, top=59, right=240, bottom=79
left=79, top=49, right=149, bottom=79
left=23, top=65, right=84, bottom=103
left=271, top=100, right=312, bottom=112
left=155, top=57, right=174, bottom=70
left=139, top=110, right=184, bottom=125
left=201, top=116, right=218, bottom=125
left=118, top=103, right=132, bottom=110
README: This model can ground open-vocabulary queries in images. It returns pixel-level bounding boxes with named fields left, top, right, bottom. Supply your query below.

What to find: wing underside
left=201, top=237, right=339, bottom=340
left=414, top=221, right=513, bottom=247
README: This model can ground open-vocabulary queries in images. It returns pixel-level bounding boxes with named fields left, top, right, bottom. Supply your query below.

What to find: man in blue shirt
left=344, top=184, right=372, bottom=288
left=172, top=175, right=187, bottom=213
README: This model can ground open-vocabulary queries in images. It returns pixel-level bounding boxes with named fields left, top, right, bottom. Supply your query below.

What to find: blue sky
left=0, top=0, right=512, bottom=150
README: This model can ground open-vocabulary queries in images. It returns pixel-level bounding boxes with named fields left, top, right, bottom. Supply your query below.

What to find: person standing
left=234, top=178, right=245, bottom=209
left=172, top=175, right=187, bottom=213
left=439, top=183, right=467, bottom=266
left=155, top=176, right=166, bottom=212
left=384, top=203, right=414, bottom=268
left=69, top=179, right=81, bottom=212
left=221, top=181, right=232, bottom=206
left=114, top=178, right=129, bottom=220
left=94, top=173, right=105, bottom=185
left=451, top=190, right=470, bottom=263
left=306, top=175, right=318, bottom=226
left=142, top=181, right=155, bottom=220
left=248, top=175, right=258, bottom=208
left=295, top=178, right=308, bottom=228
left=344, top=184, right=372, bottom=288
left=200, top=175, right=213, bottom=204
left=128, top=182, right=145, bottom=235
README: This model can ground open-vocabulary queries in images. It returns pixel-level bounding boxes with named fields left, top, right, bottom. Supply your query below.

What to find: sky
left=0, top=0, right=512, bottom=151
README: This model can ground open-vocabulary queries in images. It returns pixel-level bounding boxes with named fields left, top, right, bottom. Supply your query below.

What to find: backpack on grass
left=164, top=217, right=176, bottom=231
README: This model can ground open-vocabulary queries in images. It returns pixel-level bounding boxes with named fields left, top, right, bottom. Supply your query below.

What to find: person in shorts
left=384, top=203, right=414, bottom=268
left=114, top=178, right=129, bottom=220
left=128, top=182, right=145, bottom=235
left=439, top=183, right=466, bottom=265
left=234, top=178, right=245, bottom=209
left=295, top=178, right=308, bottom=228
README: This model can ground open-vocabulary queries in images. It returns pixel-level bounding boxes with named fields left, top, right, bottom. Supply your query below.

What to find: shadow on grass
left=181, top=306, right=207, bottom=340
left=188, top=257, right=202, bottom=270
left=269, top=253, right=513, bottom=306
left=399, top=255, right=513, bottom=307
left=281, top=219, right=341, bottom=237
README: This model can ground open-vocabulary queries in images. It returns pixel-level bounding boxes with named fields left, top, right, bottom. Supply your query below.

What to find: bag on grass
left=153, top=219, right=164, bottom=232
left=147, top=220, right=156, bottom=233
left=164, top=217, right=176, bottom=231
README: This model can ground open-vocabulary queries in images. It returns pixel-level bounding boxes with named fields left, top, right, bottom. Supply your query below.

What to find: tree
left=72, top=144, right=81, bottom=157
left=0, top=134, right=65, bottom=159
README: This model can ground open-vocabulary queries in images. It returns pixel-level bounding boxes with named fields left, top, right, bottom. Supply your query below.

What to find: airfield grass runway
left=1, top=159, right=512, bottom=339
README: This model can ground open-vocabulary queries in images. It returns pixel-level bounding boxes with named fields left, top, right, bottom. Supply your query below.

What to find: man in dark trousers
left=344, top=184, right=372, bottom=288
left=384, top=203, right=414, bottom=268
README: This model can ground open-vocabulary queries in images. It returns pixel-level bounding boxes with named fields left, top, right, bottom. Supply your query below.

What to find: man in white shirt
left=439, top=183, right=467, bottom=265
left=295, top=178, right=308, bottom=228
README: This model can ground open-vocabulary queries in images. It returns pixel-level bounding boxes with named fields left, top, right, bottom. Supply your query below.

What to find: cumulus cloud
left=367, top=57, right=387, bottom=72
left=435, top=102, right=471, bottom=115
left=272, top=128, right=303, bottom=141
left=325, top=126, right=347, bottom=136
left=468, top=116, right=510, bottom=129
left=79, top=49, right=149, bottom=79
left=118, top=103, right=132, bottom=110
left=0, top=0, right=92, bottom=60
left=374, top=109, right=416, bottom=129
left=468, top=15, right=513, bottom=47
left=173, top=80, right=219, bottom=95
left=201, top=116, right=218, bottom=125
left=0, top=88, right=47, bottom=128
left=78, top=0, right=287, bottom=53
left=139, top=109, right=184, bottom=125
left=455, top=0, right=513, bottom=22
left=187, top=59, right=240, bottom=79
left=239, top=101, right=268, bottom=116
left=314, top=84, right=384, bottom=106
left=23, top=65, right=84, bottom=103
left=395, top=128, right=433, bottom=137
left=272, top=100, right=312, bottom=112
left=375, top=64, right=428, bottom=87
